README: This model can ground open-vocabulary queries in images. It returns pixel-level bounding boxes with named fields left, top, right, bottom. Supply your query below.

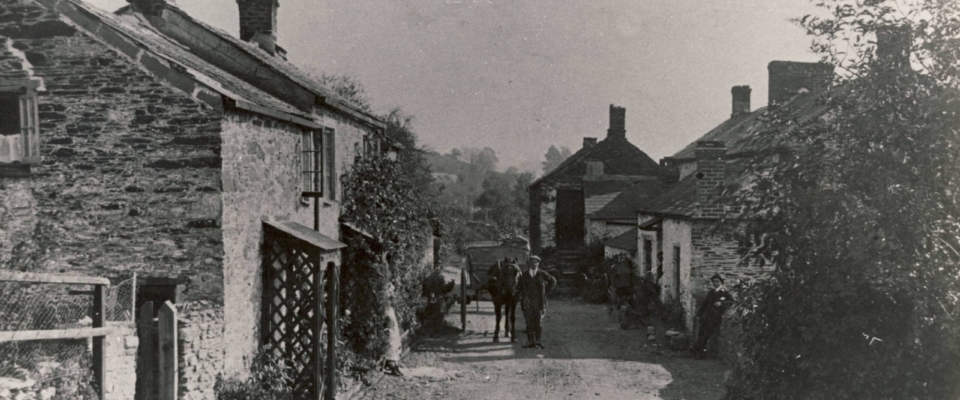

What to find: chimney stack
left=659, top=157, right=679, bottom=188
left=583, top=137, right=597, bottom=149
left=767, top=61, right=833, bottom=106
left=127, top=0, right=174, bottom=16
left=607, top=104, right=626, bottom=140
left=876, top=25, right=911, bottom=70
left=731, top=86, right=751, bottom=117
left=694, top=141, right=726, bottom=219
left=237, top=0, right=279, bottom=55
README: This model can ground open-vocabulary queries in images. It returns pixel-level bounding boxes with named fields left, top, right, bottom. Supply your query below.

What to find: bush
left=215, top=350, right=293, bottom=400
left=724, top=2, right=960, bottom=398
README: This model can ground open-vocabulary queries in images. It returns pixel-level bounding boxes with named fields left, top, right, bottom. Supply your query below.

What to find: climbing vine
left=338, top=154, right=439, bottom=360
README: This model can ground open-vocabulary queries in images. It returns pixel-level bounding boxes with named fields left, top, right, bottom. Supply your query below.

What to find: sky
left=87, top=0, right=821, bottom=174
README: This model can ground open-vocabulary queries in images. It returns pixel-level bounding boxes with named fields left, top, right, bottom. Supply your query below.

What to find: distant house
left=0, top=0, right=391, bottom=397
left=636, top=61, right=833, bottom=329
left=528, top=105, right=660, bottom=253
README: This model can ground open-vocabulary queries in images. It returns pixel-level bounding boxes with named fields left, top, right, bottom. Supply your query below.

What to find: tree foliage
left=542, top=145, right=572, bottom=174
left=726, top=1, right=960, bottom=399
left=339, top=154, right=437, bottom=359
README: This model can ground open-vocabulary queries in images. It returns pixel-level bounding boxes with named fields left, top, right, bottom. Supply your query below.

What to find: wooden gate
left=261, top=222, right=341, bottom=400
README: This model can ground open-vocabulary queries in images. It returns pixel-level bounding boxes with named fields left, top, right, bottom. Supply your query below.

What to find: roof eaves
left=49, top=0, right=324, bottom=130
left=530, top=145, right=597, bottom=187
left=162, top=6, right=385, bottom=129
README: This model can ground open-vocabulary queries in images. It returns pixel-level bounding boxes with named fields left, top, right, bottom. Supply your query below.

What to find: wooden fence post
left=93, top=284, right=106, bottom=399
left=158, top=301, right=178, bottom=400
left=461, top=268, right=467, bottom=332
left=136, top=302, right=155, bottom=400
left=313, top=255, right=324, bottom=400
left=326, top=263, right=339, bottom=400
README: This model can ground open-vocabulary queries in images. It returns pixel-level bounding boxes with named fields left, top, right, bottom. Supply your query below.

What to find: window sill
left=0, top=163, right=31, bottom=178
left=300, top=196, right=338, bottom=208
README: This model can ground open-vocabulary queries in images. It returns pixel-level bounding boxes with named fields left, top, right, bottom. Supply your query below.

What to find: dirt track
left=351, top=272, right=729, bottom=400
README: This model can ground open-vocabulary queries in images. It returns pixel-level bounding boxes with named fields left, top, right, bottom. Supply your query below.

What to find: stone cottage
left=636, top=61, right=833, bottom=329
left=528, top=105, right=660, bottom=254
left=0, top=0, right=389, bottom=397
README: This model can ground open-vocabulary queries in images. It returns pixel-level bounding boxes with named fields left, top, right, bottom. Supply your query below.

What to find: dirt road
left=351, top=274, right=729, bottom=399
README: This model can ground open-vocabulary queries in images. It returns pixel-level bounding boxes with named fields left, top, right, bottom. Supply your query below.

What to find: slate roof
left=641, top=174, right=698, bottom=219
left=531, top=136, right=660, bottom=187
left=583, top=180, right=630, bottom=197
left=604, top=227, right=638, bottom=251
left=39, top=0, right=322, bottom=127
left=156, top=5, right=382, bottom=124
left=590, top=180, right=661, bottom=220
left=638, top=89, right=832, bottom=220
left=670, top=91, right=829, bottom=159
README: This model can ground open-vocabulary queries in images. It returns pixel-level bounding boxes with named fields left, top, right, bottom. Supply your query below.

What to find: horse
left=488, top=258, right=522, bottom=343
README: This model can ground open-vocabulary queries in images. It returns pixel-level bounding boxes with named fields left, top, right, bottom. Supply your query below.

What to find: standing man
left=517, top=255, right=557, bottom=349
left=693, top=273, right=734, bottom=359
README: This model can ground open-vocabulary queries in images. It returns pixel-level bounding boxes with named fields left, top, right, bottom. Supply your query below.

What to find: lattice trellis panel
left=262, top=227, right=329, bottom=399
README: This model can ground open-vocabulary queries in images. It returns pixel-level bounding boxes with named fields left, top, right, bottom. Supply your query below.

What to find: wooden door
left=555, top=189, right=585, bottom=249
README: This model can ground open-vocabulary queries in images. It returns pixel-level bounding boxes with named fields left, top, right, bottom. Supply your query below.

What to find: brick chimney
left=659, top=157, right=680, bottom=187
left=127, top=0, right=173, bottom=16
left=607, top=104, right=626, bottom=140
left=583, top=137, right=597, bottom=149
left=876, top=25, right=911, bottom=70
left=767, top=61, right=833, bottom=106
left=695, top=141, right=726, bottom=219
left=237, top=0, right=279, bottom=55
left=731, top=85, right=751, bottom=117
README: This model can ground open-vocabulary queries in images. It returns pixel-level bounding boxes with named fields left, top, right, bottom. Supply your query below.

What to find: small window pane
left=0, top=97, right=18, bottom=135
left=313, top=131, right=323, bottom=194
left=324, top=128, right=336, bottom=200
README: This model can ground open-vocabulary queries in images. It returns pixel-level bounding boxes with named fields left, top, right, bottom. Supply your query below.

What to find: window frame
left=301, top=129, right=323, bottom=197
left=0, top=80, right=41, bottom=177
left=323, top=127, right=336, bottom=201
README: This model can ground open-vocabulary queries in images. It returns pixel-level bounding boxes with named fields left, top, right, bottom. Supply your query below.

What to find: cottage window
left=586, top=161, right=604, bottom=176
left=323, top=128, right=336, bottom=200
left=0, top=83, right=40, bottom=177
left=362, top=134, right=381, bottom=157
left=302, top=129, right=324, bottom=196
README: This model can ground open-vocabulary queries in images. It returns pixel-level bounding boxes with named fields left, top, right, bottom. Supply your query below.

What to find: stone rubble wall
left=220, top=109, right=366, bottom=378
left=104, top=321, right=138, bottom=400
left=178, top=302, right=224, bottom=400
left=0, top=1, right=225, bottom=304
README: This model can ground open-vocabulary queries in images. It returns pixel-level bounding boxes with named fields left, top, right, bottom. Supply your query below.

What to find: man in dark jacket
left=693, top=273, right=734, bottom=359
left=517, top=255, right=557, bottom=349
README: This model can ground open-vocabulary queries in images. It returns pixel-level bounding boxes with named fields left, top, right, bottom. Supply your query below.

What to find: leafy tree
left=315, top=73, right=373, bottom=113
left=726, top=1, right=960, bottom=399
left=542, top=145, right=572, bottom=174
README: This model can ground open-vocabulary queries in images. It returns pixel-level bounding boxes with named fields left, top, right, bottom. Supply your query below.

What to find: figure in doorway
left=693, top=273, right=734, bottom=359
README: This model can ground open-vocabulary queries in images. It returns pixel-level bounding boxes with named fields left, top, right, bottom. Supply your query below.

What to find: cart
left=459, top=236, right=530, bottom=331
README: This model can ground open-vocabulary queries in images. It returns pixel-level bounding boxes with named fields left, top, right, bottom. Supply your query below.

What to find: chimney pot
left=731, top=85, right=751, bottom=117
left=694, top=141, right=726, bottom=218
left=607, top=104, right=626, bottom=140
left=583, top=137, right=597, bottom=149
left=767, top=61, right=833, bottom=106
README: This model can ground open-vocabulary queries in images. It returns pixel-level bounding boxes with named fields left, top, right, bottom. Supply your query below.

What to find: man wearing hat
left=517, top=255, right=557, bottom=349
left=693, top=273, right=734, bottom=359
